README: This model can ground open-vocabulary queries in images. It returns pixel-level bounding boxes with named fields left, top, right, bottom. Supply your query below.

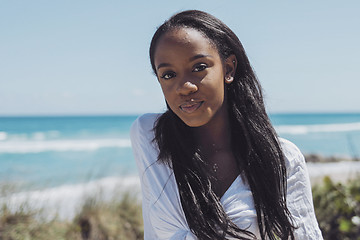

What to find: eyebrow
left=157, top=63, right=171, bottom=70
left=156, top=54, right=213, bottom=70
left=189, top=54, right=212, bottom=62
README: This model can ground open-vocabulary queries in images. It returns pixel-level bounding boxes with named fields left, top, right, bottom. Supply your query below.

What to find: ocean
left=1, top=113, right=360, bottom=219
left=1, top=113, right=360, bottom=190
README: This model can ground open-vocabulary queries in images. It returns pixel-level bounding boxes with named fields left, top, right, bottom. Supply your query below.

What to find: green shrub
left=312, top=175, right=360, bottom=240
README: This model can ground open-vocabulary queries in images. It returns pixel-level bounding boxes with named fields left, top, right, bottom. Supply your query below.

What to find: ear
left=224, top=54, right=237, bottom=84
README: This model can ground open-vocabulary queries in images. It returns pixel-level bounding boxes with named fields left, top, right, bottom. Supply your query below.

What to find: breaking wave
left=275, top=122, right=360, bottom=135
left=0, top=138, right=131, bottom=153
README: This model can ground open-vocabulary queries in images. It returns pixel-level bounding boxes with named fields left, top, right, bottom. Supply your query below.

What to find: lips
left=179, top=101, right=204, bottom=114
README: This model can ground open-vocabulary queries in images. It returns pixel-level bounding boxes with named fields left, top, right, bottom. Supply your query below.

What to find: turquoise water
left=0, top=116, right=137, bottom=190
left=1, top=113, right=360, bottom=190
left=270, top=113, right=360, bottom=125
left=270, top=113, right=360, bottom=158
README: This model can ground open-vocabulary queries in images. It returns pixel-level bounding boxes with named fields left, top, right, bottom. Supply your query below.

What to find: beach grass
left=1, top=175, right=360, bottom=239
left=0, top=190, right=143, bottom=240
left=0, top=203, right=71, bottom=240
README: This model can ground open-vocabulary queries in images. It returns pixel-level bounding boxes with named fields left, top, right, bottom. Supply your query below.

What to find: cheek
left=206, top=72, right=225, bottom=97
left=160, top=84, right=170, bottom=98
left=205, top=76, right=226, bottom=108
left=160, top=84, right=177, bottom=106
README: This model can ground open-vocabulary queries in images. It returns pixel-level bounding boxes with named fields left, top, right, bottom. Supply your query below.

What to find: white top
left=130, top=113, right=323, bottom=240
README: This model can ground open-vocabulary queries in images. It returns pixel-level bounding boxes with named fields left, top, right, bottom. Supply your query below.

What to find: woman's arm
left=130, top=114, right=198, bottom=240
left=281, top=139, right=324, bottom=240
left=130, top=116, right=157, bottom=239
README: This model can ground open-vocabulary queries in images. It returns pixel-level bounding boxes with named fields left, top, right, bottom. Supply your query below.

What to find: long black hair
left=149, top=10, right=296, bottom=240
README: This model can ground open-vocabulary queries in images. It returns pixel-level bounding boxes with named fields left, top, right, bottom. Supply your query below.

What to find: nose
left=176, top=80, right=198, bottom=96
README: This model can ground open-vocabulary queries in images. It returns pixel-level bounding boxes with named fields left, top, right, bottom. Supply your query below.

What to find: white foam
left=0, top=176, right=141, bottom=220
left=32, top=132, right=46, bottom=141
left=5, top=133, right=28, bottom=141
left=0, top=132, right=7, bottom=141
left=4, top=131, right=60, bottom=142
left=0, top=138, right=131, bottom=153
left=275, top=122, right=360, bottom=135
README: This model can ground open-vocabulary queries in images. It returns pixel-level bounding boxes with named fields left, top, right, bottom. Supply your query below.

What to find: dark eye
left=160, top=71, right=176, bottom=80
left=193, top=63, right=208, bottom=72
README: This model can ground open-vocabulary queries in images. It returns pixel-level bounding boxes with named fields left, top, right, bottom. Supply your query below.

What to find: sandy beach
left=307, top=160, right=360, bottom=185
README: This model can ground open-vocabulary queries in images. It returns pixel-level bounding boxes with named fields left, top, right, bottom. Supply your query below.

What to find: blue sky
left=1, top=0, right=359, bottom=116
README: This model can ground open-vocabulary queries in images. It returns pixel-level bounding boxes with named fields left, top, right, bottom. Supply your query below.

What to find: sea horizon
left=1, top=111, right=360, bottom=117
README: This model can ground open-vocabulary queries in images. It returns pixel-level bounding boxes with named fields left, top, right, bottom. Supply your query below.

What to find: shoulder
left=130, top=113, right=163, bottom=173
left=278, top=138, right=306, bottom=174
left=130, top=113, right=161, bottom=141
left=279, top=138, right=303, bottom=161
left=130, top=113, right=162, bottom=160
left=279, top=141, right=324, bottom=238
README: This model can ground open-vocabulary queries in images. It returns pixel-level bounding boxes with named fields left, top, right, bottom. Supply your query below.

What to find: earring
left=225, top=76, right=233, bottom=83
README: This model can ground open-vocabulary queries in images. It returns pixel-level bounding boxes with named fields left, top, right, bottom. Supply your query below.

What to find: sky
left=0, top=0, right=359, bottom=116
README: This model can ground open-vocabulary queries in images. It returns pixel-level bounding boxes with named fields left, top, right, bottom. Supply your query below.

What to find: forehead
left=154, top=27, right=219, bottom=63
left=159, top=27, right=213, bottom=46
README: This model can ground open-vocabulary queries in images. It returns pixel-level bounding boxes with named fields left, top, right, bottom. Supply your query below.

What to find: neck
left=193, top=108, right=232, bottom=155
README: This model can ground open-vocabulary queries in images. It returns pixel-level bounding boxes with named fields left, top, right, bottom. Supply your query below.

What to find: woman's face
left=153, top=27, right=235, bottom=127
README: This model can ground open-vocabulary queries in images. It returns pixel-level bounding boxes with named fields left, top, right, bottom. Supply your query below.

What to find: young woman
left=131, top=10, right=323, bottom=240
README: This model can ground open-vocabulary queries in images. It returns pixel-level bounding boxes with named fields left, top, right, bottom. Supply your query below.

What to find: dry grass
left=0, top=190, right=143, bottom=240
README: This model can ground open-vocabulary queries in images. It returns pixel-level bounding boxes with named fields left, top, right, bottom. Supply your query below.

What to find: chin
left=180, top=116, right=208, bottom=128
left=170, top=107, right=210, bottom=127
